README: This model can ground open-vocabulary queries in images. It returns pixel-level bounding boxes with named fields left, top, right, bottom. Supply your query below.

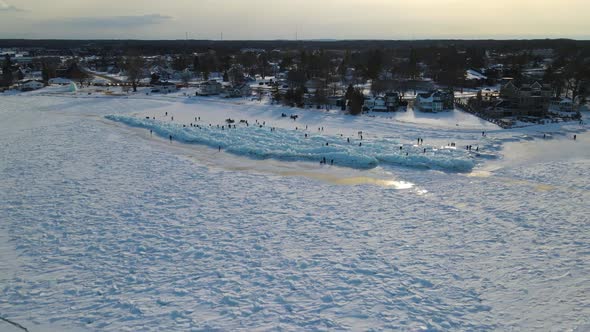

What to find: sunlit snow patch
left=106, top=115, right=478, bottom=172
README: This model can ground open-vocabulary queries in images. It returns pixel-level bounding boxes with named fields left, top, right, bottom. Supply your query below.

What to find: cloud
left=59, top=14, right=172, bottom=28
left=0, top=0, right=25, bottom=12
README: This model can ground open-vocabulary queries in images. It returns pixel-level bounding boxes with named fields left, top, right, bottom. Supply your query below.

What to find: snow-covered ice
left=1, top=91, right=589, bottom=331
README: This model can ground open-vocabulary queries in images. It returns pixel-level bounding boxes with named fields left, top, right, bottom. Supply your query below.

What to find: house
left=151, top=81, right=177, bottom=94
left=414, top=90, right=453, bottom=112
left=226, top=83, right=251, bottom=98
left=197, top=80, right=222, bottom=96
left=48, top=77, right=72, bottom=85
left=550, top=97, right=575, bottom=112
left=150, top=66, right=173, bottom=81
left=327, top=96, right=346, bottom=110
left=499, top=81, right=552, bottom=117
left=363, top=96, right=388, bottom=112
left=304, top=78, right=325, bottom=91
left=20, top=80, right=44, bottom=91
left=385, top=92, right=400, bottom=111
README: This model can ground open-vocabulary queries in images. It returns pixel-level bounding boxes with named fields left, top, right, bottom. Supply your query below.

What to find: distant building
left=48, top=77, right=72, bottom=85
left=304, top=78, right=325, bottom=91
left=226, top=83, right=251, bottom=98
left=385, top=92, right=400, bottom=111
left=327, top=96, right=346, bottom=110
left=499, top=81, right=551, bottom=117
left=151, top=81, right=177, bottom=94
left=415, top=90, right=453, bottom=112
left=197, top=80, right=222, bottom=96
left=363, top=96, right=388, bottom=112
left=19, top=80, right=44, bottom=91
left=550, top=97, right=575, bottom=112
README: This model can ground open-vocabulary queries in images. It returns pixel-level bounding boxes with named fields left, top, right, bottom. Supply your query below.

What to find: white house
left=20, top=80, right=44, bottom=91
left=197, top=81, right=222, bottom=96
left=363, top=96, right=388, bottom=112
left=415, top=91, right=446, bottom=112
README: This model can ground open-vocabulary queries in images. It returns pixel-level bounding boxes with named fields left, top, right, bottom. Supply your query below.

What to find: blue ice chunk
left=106, top=115, right=476, bottom=172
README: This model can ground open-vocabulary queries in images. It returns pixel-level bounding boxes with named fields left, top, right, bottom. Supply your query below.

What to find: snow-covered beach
left=1, top=90, right=589, bottom=331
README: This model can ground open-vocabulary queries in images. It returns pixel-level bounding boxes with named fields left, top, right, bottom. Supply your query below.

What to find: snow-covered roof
left=49, top=77, right=73, bottom=84
left=466, top=69, right=487, bottom=80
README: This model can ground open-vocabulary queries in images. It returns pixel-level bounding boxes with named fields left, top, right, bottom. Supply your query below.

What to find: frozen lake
left=1, top=92, right=589, bottom=331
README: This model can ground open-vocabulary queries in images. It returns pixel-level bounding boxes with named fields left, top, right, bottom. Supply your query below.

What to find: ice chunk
left=106, top=115, right=477, bottom=172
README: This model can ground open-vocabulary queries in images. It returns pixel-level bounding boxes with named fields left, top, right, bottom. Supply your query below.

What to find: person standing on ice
left=219, top=146, right=221, bottom=152
left=574, top=135, right=577, bottom=140
left=347, top=138, right=350, bottom=143
left=169, top=135, right=172, bottom=142
left=150, top=129, right=152, bottom=136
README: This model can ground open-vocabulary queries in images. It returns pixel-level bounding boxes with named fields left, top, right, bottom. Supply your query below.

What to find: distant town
left=1, top=39, right=588, bottom=128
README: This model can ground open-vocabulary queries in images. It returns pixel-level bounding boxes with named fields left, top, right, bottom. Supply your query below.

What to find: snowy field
left=1, top=89, right=589, bottom=331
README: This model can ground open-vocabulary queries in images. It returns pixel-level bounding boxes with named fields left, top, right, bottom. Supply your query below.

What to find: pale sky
left=1, top=0, right=589, bottom=40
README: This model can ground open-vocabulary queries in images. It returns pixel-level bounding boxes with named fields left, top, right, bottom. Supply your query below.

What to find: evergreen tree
left=2, top=54, right=14, bottom=87
left=271, top=87, right=282, bottom=104
left=366, top=50, right=383, bottom=80
left=345, top=84, right=354, bottom=100
left=192, top=56, right=200, bottom=73
left=407, top=48, right=419, bottom=79
left=349, top=88, right=365, bottom=115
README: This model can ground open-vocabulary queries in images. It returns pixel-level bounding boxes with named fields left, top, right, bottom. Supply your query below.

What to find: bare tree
left=124, top=55, right=145, bottom=92
left=180, top=70, right=192, bottom=87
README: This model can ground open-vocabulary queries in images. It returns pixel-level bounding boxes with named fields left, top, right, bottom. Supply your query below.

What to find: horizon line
left=1, top=37, right=589, bottom=42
